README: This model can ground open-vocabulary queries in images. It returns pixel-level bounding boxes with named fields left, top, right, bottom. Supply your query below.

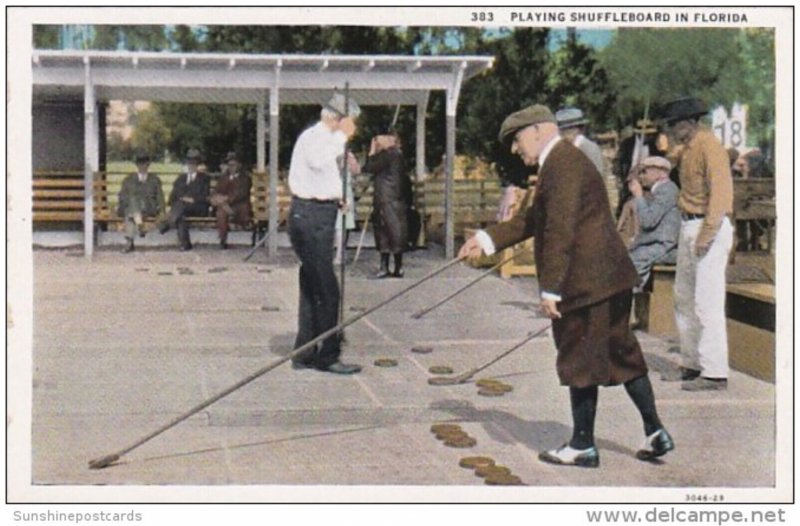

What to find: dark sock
left=380, top=253, right=390, bottom=271
left=393, top=253, right=403, bottom=273
left=569, top=386, right=598, bottom=450
left=624, top=374, right=663, bottom=436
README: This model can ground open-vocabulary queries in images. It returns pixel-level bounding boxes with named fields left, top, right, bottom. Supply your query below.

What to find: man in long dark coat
left=362, top=131, right=411, bottom=278
left=160, top=148, right=211, bottom=251
left=460, top=104, right=673, bottom=468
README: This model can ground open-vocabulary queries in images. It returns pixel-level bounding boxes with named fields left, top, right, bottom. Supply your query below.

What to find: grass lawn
left=106, top=161, right=184, bottom=174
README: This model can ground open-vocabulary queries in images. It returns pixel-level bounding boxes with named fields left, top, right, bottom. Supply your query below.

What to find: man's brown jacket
left=485, top=140, right=638, bottom=313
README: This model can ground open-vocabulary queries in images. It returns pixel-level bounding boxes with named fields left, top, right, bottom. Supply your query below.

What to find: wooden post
left=416, top=94, right=428, bottom=182
left=256, top=101, right=266, bottom=172
left=268, top=62, right=281, bottom=258
left=444, top=63, right=466, bottom=260
left=83, top=57, right=97, bottom=258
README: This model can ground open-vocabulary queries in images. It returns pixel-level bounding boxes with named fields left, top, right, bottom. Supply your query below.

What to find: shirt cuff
left=475, top=230, right=496, bottom=256
left=541, top=291, right=562, bottom=302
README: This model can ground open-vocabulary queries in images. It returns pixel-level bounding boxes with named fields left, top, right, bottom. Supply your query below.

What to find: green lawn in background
left=106, top=161, right=184, bottom=174
left=104, top=162, right=185, bottom=208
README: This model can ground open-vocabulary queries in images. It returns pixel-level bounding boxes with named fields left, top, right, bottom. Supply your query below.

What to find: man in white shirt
left=555, top=107, right=605, bottom=174
left=288, top=93, right=362, bottom=375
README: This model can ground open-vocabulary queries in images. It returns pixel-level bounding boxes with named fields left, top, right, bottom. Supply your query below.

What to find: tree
left=546, top=37, right=616, bottom=130
left=33, top=25, right=60, bottom=49
left=131, top=106, right=171, bottom=161
left=457, top=28, right=552, bottom=167
left=601, top=28, right=775, bottom=153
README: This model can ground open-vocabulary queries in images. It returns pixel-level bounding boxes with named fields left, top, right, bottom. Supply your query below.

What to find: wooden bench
left=733, top=178, right=776, bottom=253
left=93, top=172, right=220, bottom=232
left=93, top=171, right=272, bottom=244
left=643, top=264, right=678, bottom=338
left=32, top=170, right=89, bottom=224
left=726, top=283, right=775, bottom=382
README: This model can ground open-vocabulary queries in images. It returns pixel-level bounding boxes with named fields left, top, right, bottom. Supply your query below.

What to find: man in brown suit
left=211, top=152, right=252, bottom=249
left=460, top=104, right=673, bottom=468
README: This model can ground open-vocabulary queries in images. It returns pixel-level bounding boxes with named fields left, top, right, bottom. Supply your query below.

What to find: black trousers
left=167, top=201, right=208, bottom=247
left=288, top=197, right=341, bottom=367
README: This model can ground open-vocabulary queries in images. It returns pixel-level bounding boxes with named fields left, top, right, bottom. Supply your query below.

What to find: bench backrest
left=34, top=170, right=510, bottom=231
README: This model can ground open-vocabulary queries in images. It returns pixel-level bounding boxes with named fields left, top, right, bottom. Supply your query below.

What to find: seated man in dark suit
left=117, top=151, right=166, bottom=253
left=160, top=148, right=210, bottom=251
left=210, top=151, right=252, bottom=249
left=627, top=156, right=681, bottom=290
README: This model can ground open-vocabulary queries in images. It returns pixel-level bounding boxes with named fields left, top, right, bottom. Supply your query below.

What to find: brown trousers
left=216, top=204, right=252, bottom=241
left=552, top=290, right=647, bottom=388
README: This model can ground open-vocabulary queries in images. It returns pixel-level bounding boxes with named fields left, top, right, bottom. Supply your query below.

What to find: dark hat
left=224, top=151, right=238, bottom=163
left=659, top=97, right=708, bottom=124
left=325, top=92, right=362, bottom=118
left=498, top=104, right=557, bottom=143
left=134, top=151, right=150, bottom=163
left=555, top=107, right=589, bottom=129
left=185, top=148, right=202, bottom=162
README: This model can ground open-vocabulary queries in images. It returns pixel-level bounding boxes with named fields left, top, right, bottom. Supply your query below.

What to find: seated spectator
left=117, top=152, right=166, bottom=254
left=159, top=148, right=211, bottom=251
left=613, top=119, right=670, bottom=218
left=210, top=151, right=252, bottom=249
left=627, top=156, right=681, bottom=291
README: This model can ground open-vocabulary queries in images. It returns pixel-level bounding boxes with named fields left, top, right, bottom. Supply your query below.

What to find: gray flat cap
left=325, top=92, right=362, bottom=118
left=498, top=104, right=556, bottom=143
left=555, top=107, right=589, bottom=129
left=639, top=156, right=672, bottom=172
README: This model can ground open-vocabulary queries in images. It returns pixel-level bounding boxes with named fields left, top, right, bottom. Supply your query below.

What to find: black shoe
left=538, top=444, right=599, bottom=468
left=291, top=360, right=316, bottom=370
left=636, top=429, right=675, bottom=461
left=220, top=240, right=228, bottom=250
left=121, top=241, right=134, bottom=254
left=682, top=377, right=727, bottom=391
left=157, top=222, right=169, bottom=234
left=661, top=367, right=701, bottom=382
left=392, top=268, right=404, bottom=278
left=319, top=361, right=362, bottom=375
left=371, top=269, right=391, bottom=279
left=180, top=243, right=193, bottom=252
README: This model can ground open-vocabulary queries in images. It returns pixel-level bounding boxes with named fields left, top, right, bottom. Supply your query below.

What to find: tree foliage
left=34, top=24, right=775, bottom=170
left=130, top=106, right=171, bottom=161
left=600, top=27, right=775, bottom=146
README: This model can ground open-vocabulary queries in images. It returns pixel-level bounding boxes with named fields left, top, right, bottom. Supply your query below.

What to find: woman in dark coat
left=362, top=132, right=411, bottom=278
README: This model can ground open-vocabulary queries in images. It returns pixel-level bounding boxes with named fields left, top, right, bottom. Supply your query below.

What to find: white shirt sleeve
left=540, top=291, right=562, bottom=302
left=475, top=230, right=496, bottom=256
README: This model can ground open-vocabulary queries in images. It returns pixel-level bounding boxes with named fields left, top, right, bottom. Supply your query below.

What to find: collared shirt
left=187, top=172, right=196, bottom=185
left=137, top=172, right=148, bottom=183
left=288, top=121, right=348, bottom=200
left=476, top=134, right=563, bottom=302
left=674, top=125, right=733, bottom=246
